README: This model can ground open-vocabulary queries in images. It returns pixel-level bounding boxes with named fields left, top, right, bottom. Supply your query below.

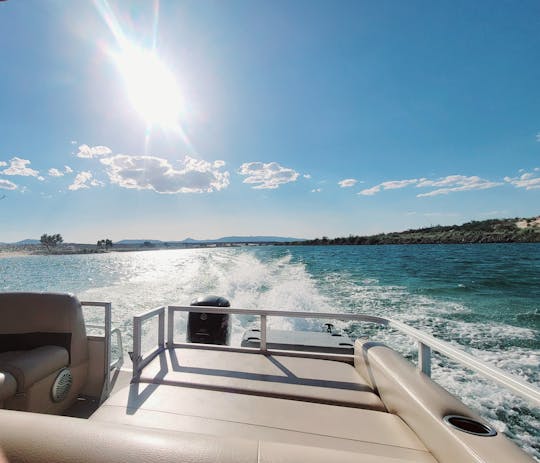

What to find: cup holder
left=443, top=415, right=497, bottom=437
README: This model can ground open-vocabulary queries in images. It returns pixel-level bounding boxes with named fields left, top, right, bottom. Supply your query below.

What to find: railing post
left=167, top=306, right=174, bottom=348
left=418, top=341, right=431, bottom=377
left=260, top=314, right=267, bottom=353
left=158, top=310, right=165, bottom=348
left=132, top=317, right=142, bottom=377
left=103, top=302, right=112, bottom=399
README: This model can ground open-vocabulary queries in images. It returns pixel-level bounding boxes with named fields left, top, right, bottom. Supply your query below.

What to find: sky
left=0, top=0, right=539, bottom=242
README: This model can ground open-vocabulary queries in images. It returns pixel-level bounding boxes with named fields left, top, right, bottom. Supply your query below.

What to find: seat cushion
left=0, top=346, right=68, bottom=392
left=0, top=292, right=88, bottom=367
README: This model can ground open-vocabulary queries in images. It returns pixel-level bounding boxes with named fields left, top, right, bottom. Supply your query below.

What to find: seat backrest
left=0, top=292, right=88, bottom=367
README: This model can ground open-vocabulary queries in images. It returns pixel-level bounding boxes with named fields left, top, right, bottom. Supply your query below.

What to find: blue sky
left=0, top=0, right=539, bottom=242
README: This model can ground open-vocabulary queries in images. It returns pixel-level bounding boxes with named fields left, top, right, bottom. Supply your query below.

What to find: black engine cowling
left=187, top=295, right=231, bottom=345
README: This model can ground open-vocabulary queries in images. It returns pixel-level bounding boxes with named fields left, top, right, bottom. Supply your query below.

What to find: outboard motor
left=188, top=295, right=231, bottom=345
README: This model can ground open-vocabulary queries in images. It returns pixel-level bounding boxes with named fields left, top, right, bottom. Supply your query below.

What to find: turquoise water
left=1, top=244, right=539, bottom=458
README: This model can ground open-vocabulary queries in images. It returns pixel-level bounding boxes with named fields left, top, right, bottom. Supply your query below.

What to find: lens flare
left=93, top=0, right=186, bottom=132
left=113, top=44, right=183, bottom=128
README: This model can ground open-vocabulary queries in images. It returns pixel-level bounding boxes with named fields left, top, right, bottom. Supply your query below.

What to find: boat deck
left=134, top=347, right=385, bottom=409
left=89, top=347, right=437, bottom=463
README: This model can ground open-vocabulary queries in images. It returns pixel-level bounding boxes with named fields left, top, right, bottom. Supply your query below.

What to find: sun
left=113, top=44, right=183, bottom=129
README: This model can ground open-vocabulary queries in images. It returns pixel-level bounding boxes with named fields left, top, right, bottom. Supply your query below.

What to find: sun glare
left=113, top=44, right=183, bottom=128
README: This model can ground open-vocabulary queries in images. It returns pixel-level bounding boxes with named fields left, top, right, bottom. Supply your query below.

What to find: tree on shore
left=97, top=239, right=113, bottom=250
left=40, top=233, right=63, bottom=252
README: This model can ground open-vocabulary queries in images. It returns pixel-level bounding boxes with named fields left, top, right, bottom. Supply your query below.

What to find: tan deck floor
left=90, top=348, right=437, bottom=462
left=135, top=347, right=385, bottom=409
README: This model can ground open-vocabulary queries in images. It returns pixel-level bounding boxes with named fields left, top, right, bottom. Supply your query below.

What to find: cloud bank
left=100, top=155, right=229, bottom=194
left=359, top=178, right=419, bottom=196
left=1, top=157, right=42, bottom=179
left=416, top=175, right=501, bottom=197
left=238, top=162, right=299, bottom=189
left=359, top=175, right=501, bottom=197
left=504, top=168, right=540, bottom=190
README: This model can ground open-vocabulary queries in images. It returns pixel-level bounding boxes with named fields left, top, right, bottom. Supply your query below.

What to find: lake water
left=1, top=243, right=539, bottom=458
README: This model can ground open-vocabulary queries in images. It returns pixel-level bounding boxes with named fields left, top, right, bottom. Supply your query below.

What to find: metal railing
left=82, top=301, right=123, bottom=401
left=132, top=306, right=165, bottom=375
left=131, top=304, right=540, bottom=408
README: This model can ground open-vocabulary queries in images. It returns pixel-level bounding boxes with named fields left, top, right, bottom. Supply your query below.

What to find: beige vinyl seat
left=0, top=292, right=89, bottom=414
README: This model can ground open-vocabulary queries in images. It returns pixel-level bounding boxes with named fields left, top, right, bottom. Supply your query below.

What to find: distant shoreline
left=0, top=242, right=268, bottom=258
left=2, top=216, right=538, bottom=257
left=2, top=240, right=540, bottom=259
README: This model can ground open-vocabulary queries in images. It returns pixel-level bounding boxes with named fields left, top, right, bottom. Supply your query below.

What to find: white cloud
left=68, top=171, right=104, bottom=191
left=2, top=157, right=40, bottom=177
left=311, top=188, right=322, bottom=193
left=338, top=178, right=357, bottom=188
left=70, top=140, right=77, bottom=145
left=303, top=174, right=312, bottom=179
left=359, top=178, right=418, bottom=196
left=101, top=155, right=229, bottom=194
left=416, top=175, right=502, bottom=197
left=359, top=174, right=501, bottom=197
left=0, top=161, right=6, bottom=167
left=64, top=165, right=73, bottom=174
left=0, top=179, right=17, bottom=190
left=382, top=179, right=419, bottom=190
left=359, top=185, right=382, bottom=196
left=77, top=144, right=112, bottom=158
left=504, top=168, right=540, bottom=190
left=536, top=133, right=540, bottom=142
left=48, top=168, right=64, bottom=177
left=238, top=162, right=299, bottom=189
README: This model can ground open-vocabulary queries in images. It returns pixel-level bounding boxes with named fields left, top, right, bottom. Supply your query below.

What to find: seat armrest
left=0, top=346, right=69, bottom=392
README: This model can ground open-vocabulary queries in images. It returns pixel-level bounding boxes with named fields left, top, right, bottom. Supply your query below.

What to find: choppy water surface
left=1, top=244, right=539, bottom=458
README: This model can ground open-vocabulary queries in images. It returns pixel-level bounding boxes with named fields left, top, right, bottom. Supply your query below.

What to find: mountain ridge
left=115, top=236, right=305, bottom=245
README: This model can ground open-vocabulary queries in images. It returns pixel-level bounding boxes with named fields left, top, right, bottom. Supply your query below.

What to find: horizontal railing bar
left=134, top=306, right=166, bottom=322
left=81, top=301, right=111, bottom=308
left=167, top=305, right=389, bottom=325
left=170, top=342, right=355, bottom=363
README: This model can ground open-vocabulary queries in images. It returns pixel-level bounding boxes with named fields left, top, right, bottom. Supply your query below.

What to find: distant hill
left=114, top=236, right=305, bottom=245
left=202, top=236, right=305, bottom=243
left=115, top=239, right=164, bottom=245
left=13, top=239, right=41, bottom=245
left=296, top=216, right=540, bottom=246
